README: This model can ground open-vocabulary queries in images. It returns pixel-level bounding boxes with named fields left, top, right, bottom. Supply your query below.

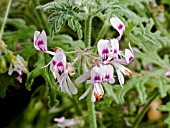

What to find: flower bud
left=0, top=56, right=7, bottom=73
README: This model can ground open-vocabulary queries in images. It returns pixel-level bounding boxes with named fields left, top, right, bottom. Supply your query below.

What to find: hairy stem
left=133, top=89, right=159, bottom=128
left=0, top=0, right=12, bottom=39
left=33, top=0, right=50, bottom=35
left=85, top=16, right=93, bottom=47
left=81, top=60, right=97, bottom=128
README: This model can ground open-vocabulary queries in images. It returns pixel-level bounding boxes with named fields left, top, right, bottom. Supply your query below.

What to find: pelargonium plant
left=33, top=16, right=134, bottom=102
left=2, top=0, right=170, bottom=128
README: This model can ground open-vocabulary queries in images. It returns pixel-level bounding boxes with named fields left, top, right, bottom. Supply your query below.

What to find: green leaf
left=158, top=77, right=169, bottom=98
left=158, top=102, right=170, bottom=127
left=48, top=34, right=85, bottom=51
left=135, top=81, right=147, bottom=104
left=0, top=73, right=19, bottom=98
left=158, top=102, right=170, bottom=112
left=103, top=83, right=119, bottom=104
left=25, top=67, right=44, bottom=91
left=19, top=43, right=37, bottom=60
left=118, top=78, right=136, bottom=103
left=0, top=18, right=36, bottom=50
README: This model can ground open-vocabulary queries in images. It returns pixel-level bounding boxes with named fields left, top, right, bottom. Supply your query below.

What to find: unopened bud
left=0, top=56, right=7, bottom=73
left=0, top=40, right=7, bottom=47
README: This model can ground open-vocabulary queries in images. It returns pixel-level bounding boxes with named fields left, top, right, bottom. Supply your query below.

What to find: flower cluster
left=33, top=16, right=134, bottom=102
left=75, top=16, right=134, bottom=102
left=34, top=30, right=77, bottom=95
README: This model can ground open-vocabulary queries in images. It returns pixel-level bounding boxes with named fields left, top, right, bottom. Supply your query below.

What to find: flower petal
left=91, top=66, right=102, bottom=83
left=54, top=51, right=67, bottom=73
left=110, top=17, right=125, bottom=41
left=34, top=31, right=40, bottom=50
left=91, top=88, right=96, bottom=102
left=110, top=39, right=119, bottom=59
left=97, top=39, right=111, bottom=62
left=34, top=30, right=48, bottom=52
left=101, top=65, right=114, bottom=83
left=125, top=49, right=134, bottom=64
left=75, top=70, right=91, bottom=84
left=114, top=62, right=133, bottom=76
left=66, top=76, right=78, bottom=94
left=116, top=69, right=124, bottom=87
left=79, top=84, right=93, bottom=100
left=62, top=78, right=71, bottom=95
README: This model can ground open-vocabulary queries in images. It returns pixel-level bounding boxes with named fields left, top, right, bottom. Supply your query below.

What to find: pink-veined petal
left=125, top=49, right=134, bottom=64
left=110, top=39, right=119, bottom=59
left=54, top=51, right=67, bottom=73
left=34, top=31, right=40, bottom=50
left=79, top=84, right=93, bottom=100
left=97, top=39, right=111, bottom=62
left=101, top=65, right=114, bottom=83
left=91, top=66, right=102, bottom=83
left=34, top=30, right=48, bottom=52
left=110, top=17, right=125, bottom=41
left=75, top=70, right=91, bottom=84
left=66, top=76, right=78, bottom=94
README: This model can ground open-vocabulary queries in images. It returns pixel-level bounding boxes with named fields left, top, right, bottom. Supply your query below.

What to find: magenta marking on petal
left=102, top=48, right=109, bottom=61
left=105, top=74, right=110, bottom=80
left=52, top=60, right=56, bottom=66
left=57, top=61, right=64, bottom=74
left=37, top=40, right=46, bottom=52
left=114, top=49, right=117, bottom=54
left=94, top=75, right=101, bottom=83
left=118, top=24, right=123, bottom=30
left=129, top=56, right=134, bottom=62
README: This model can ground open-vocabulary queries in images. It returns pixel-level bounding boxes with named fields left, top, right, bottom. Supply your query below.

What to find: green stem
left=85, top=16, right=93, bottom=47
left=0, top=0, right=12, bottom=39
left=81, top=61, right=97, bottom=128
left=133, top=89, right=159, bottom=128
left=33, top=0, right=50, bottom=35
left=94, top=22, right=110, bottom=46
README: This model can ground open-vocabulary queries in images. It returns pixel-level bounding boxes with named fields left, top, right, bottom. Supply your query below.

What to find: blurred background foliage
left=0, top=0, right=170, bottom=128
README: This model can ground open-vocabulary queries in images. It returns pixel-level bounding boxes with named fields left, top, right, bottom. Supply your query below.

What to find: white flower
left=110, top=16, right=125, bottom=41
left=97, top=39, right=112, bottom=62
left=97, top=38, right=134, bottom=86
left=49, top=50, right=77, bottom=95
left=8, top=55, right=27, bottom=83
left=76, top=65, right=115, bottom=102
left=34, top=30, right=55, bottom=55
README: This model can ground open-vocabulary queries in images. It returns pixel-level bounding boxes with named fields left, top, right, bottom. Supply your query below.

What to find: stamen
left=54, top=47, right=58, bottom=52
left=125, top=70, right=133, bottom=76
